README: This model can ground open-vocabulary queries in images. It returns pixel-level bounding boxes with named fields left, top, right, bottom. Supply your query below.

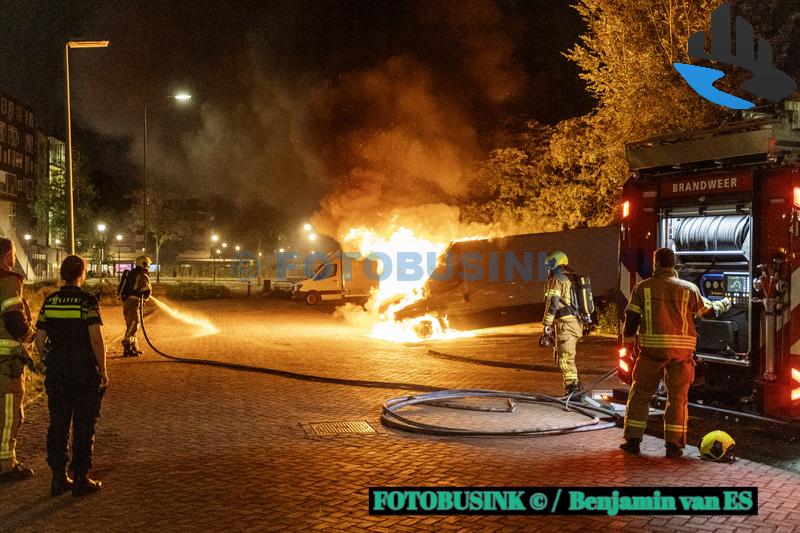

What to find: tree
left=128, top=180, right=191, bottom=283
left=35, top=149, right=98, bottom=253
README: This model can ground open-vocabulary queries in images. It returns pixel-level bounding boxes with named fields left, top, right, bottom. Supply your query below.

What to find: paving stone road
left=1, top=297, right=799, bottom=532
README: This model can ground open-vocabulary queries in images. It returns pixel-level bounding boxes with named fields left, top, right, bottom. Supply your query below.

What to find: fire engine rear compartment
left=659, top=209, right=753, bottom=366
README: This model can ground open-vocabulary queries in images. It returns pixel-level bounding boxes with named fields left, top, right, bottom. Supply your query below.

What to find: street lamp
left=97, top=223, right=107, bottom=280
left=235, top=245, right=240, bottom=252
left=23, top=234, right=31, bottom=279
left=115, top=234, right=123, bottom=276
left=214, top=248, right=221, bottom=283
left=303, top=223, right=312, bottom=231
left=65, top=40, right=109, bottom=254
left=143, top=92, right=192, bottom=254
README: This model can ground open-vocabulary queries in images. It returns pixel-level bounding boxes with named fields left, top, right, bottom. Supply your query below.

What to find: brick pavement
left=1, top=298, right=799, bottom=532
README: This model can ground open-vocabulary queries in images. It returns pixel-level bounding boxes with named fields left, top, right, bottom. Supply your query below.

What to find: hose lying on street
left=139, top=301, right=623, bottom=436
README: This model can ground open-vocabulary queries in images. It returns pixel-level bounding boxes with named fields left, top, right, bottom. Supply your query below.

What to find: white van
left=292, top=251, right=378, bottom=305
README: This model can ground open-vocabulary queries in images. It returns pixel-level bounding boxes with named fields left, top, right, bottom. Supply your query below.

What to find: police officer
left=34, top=255, right=107, bottom=496
left=541, top=251, right=583, bottom=394
left=620, top=248, right=730, bottom=458
left=0, top=237, right=35, bottom=483
left=122, top=255, right=152, bottom=357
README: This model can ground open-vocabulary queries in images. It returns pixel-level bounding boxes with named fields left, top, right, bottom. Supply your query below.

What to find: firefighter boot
left=565, top=381, right=583, bottom=396
left=50, top=469, right=73, bottom=496
left=619, top=438, right=641, bottom=455
left=122, top=340, right=139, bottom=358
left=131, top=340, right=142, bottom=356
left=0, top=463, right=34, bottom=483
left=665, top=442, right=683, bottom=459
left=72, top=475, right=102, bottom=497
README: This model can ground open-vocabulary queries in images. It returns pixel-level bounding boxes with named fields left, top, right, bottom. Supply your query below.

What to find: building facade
left=0, top=91, right=40, bottom=278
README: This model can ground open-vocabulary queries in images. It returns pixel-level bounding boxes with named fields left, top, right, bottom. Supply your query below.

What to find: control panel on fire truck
left=700, top=272, right=750, bottom=308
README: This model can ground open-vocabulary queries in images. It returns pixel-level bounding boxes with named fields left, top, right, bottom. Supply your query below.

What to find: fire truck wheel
left=305, top=291, right=321, bottom=305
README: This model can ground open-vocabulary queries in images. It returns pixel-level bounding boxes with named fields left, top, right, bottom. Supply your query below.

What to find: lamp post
left=143, top=92, right=191, bottom=254
left=97, top=223, right=106, bottom=281
left=115, top=234, right=123, bottom=277
left=65, top=40, right=109, bottom=254
left=23, top=234, right=31, bottom=279
left=214, top=249, right=221, bottom=283
left=210, top=234, right=218, bottom=281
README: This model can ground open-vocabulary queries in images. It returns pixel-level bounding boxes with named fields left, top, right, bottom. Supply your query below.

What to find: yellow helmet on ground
left=136, top=255, right=152, bottom=269
left=698, top=430, right=736, bottom=463
left=544, top=251, right=569, bottom=271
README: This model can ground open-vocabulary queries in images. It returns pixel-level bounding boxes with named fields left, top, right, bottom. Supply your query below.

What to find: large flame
left=338, top=225, right=485, bottom=343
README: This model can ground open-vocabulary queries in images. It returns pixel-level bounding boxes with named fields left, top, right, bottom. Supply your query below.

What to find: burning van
left=619, top=108, right=800, bottom=418
left=393, top=227, right=619, bottom=330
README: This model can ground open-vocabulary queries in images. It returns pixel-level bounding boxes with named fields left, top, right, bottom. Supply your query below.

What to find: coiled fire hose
left=139, top=298, right=622, bottom=436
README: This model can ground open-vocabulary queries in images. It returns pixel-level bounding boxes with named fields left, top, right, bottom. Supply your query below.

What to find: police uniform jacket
left=36, top=286, right=102, bottom=388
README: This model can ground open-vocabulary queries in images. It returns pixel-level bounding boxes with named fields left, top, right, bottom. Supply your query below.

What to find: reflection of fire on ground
left=151, top=297, right=219, bottom=337
left=334, top=224, right=492, bottom=343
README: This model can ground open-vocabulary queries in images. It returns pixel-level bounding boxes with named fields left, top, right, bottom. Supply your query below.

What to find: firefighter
left=121, top=255, right=152, bottom=357
left=35, top=255, right=107, bottom=496
left=0, top=237, right=36, bottom=483
left=541, top=251, right=583, bottom=394
left=620, top=248, right=730, bottom=458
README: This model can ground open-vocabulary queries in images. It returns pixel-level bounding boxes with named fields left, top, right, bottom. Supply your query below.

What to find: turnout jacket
left=0, top=268, right=34, bottom=393
left=624, top=267, right=726, bottom=357
left=542, top=266, right=577, bottom=326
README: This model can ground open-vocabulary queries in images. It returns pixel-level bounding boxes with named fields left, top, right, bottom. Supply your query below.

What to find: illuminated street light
left=211, top=234, right=219, bottom=242
left=278, top=248, right=285, bottom=253
left=308, top=233, right=317, bottom=241
left=143, top=91, right=192, bottom=254
left=222, top=242, right=227, bottom=248
left=235, top=245, right=240, bottom=252
left=303, top=223, right=312, bottom=231
left=115, top=234, right=123, bottom=275
left=97, top=223, right=106, bottom=233
left=65, top=39, right=109, bottom=254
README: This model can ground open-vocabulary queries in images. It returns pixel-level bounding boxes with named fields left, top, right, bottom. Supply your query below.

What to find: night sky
left=0, top=0, right=593, bottom=240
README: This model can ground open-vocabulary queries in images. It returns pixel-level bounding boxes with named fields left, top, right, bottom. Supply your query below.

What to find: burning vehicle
left=392, top=227, right=619, bottom=332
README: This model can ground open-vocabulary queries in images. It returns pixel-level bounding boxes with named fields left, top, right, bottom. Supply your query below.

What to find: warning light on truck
left=791, top=368, right=800, bottom=401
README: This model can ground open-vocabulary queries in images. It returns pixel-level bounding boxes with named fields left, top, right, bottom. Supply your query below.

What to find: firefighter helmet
left=697, top=430, right=736, bottom=463
left=136, top=255, right=152, bottom=269
left=544, top=251, right=569, bottom=271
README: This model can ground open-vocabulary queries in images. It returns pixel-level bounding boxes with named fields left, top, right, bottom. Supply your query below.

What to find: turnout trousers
left=45, top=374, right=102, bottom=477
left=554, top=318, right=582, bottom=387
left=123, top=297, right=141, bottom=346
left=0, top=390, right=23, bottom=472
left=623, top=349, right=694, bottom=447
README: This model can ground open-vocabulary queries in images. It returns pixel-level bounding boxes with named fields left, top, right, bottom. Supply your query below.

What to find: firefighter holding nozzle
left=540, top=251, right=584, bottom=395
left=620, top=248, right=730, bottom=458
left=119, top=255, right=152, bottom=357
left=0, top=238, right=36, bottom=483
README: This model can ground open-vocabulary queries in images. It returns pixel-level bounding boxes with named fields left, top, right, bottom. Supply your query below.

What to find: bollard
left=262, top=279, right=271, bottom=293
left=247, top=281, right=251, bottom=297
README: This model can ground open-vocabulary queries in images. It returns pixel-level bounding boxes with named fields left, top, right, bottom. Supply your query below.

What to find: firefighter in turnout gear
left=0, top=238, right=36, bottom=483
left=620, top=248, right=731, bottom=458
left=121, top=256, right=152, bottom=357
left=541, top=251, right=583, bottom=394
left=35, top=255, right=107, bottom=496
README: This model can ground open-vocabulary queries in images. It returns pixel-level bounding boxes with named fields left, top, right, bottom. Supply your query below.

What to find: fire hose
left=138, top=299, right=621, bottom=437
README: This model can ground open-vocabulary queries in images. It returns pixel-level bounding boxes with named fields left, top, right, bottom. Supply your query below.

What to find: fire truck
left=618, top=107, right=800, bottom=420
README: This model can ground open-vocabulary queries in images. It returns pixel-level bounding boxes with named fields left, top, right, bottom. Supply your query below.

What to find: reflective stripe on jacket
left=625, top=268, right=704, bottom=356
left=542, top=267, right=575, bottom=326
